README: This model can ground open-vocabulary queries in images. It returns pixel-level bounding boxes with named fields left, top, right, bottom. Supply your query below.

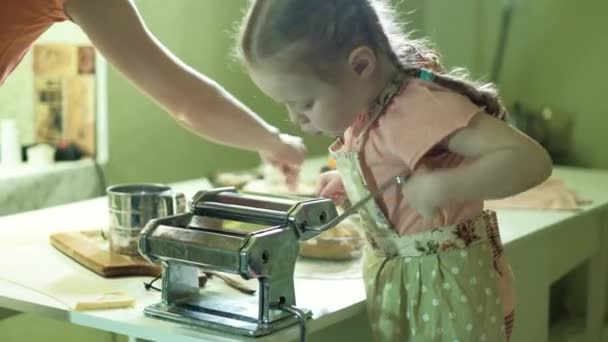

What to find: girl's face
left=249, top=53, right=378, bottom=137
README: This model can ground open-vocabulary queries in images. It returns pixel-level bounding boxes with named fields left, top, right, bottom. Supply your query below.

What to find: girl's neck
left=368, top=56, right=400, bottom=111
left=348, top=57, right=401, bottom=135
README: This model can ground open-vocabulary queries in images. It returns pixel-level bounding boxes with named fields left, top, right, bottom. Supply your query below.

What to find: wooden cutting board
left=50, top=230, right=161, bottom=277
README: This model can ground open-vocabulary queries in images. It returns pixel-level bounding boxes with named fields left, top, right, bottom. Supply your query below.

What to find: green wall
left=492, top=0, right=607, bottom=168
left=424, top=0, right=608, bottom=168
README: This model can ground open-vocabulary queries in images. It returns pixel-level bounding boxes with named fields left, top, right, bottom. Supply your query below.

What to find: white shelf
left=0, top=159, right=104, bottom=216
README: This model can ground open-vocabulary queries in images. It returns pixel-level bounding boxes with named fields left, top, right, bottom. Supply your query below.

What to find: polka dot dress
left=363, top=241, right=508, bottom=341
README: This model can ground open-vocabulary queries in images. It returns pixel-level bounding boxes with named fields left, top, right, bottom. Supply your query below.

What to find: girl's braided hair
left=237, top=0, right=507, bottom=120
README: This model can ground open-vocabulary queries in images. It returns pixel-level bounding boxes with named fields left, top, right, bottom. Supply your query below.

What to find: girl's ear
left=348, top=46, right=377, bottom=79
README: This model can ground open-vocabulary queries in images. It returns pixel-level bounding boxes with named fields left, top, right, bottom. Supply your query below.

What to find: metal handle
left=275, top=303, right=308, bottom=342
left=306, top=175, right=407, bottom=232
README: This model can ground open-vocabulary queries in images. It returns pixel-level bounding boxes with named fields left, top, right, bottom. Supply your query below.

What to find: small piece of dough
left=74, top=291, right=136, bottom=311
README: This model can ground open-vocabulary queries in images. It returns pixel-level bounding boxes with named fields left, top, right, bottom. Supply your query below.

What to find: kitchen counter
left=0, top=178, right=366, bottom=342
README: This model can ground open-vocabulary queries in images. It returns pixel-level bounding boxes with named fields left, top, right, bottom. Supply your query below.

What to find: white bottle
left=0, top=119, right=22, bottom=166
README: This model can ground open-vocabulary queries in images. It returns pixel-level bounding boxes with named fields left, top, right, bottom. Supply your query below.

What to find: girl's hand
left=315, top=171, right=346, bottom=202
left=401, top=173, right=445, bottom=219
left=259, top=134, right=307, bottom=191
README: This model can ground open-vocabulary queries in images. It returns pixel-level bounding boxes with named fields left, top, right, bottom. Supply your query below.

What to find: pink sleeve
left=379, top=81, right=482, bottom=169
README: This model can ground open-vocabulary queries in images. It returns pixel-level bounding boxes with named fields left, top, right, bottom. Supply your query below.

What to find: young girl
left=237, top=0, right=552, bottom=340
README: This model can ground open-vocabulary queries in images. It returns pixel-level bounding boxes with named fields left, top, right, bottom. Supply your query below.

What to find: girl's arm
left=432, top=113, right=552, bottom=204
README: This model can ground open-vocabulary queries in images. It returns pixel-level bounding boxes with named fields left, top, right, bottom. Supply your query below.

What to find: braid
left=400, top=67, right=507, bottom=120
left=432, top=72, right=507, bottom=120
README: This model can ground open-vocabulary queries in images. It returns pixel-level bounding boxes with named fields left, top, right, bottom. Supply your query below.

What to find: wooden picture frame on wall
left=33, top=44, right=97, bottom=157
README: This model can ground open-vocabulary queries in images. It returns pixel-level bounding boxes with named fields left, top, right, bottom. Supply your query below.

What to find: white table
left=497, top=167, right=608, bottom=342
left=1, top=167, right=608, bottom=342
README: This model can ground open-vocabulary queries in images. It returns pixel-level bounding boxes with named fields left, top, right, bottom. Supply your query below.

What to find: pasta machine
left=138, top=187, right=339, bottom=338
